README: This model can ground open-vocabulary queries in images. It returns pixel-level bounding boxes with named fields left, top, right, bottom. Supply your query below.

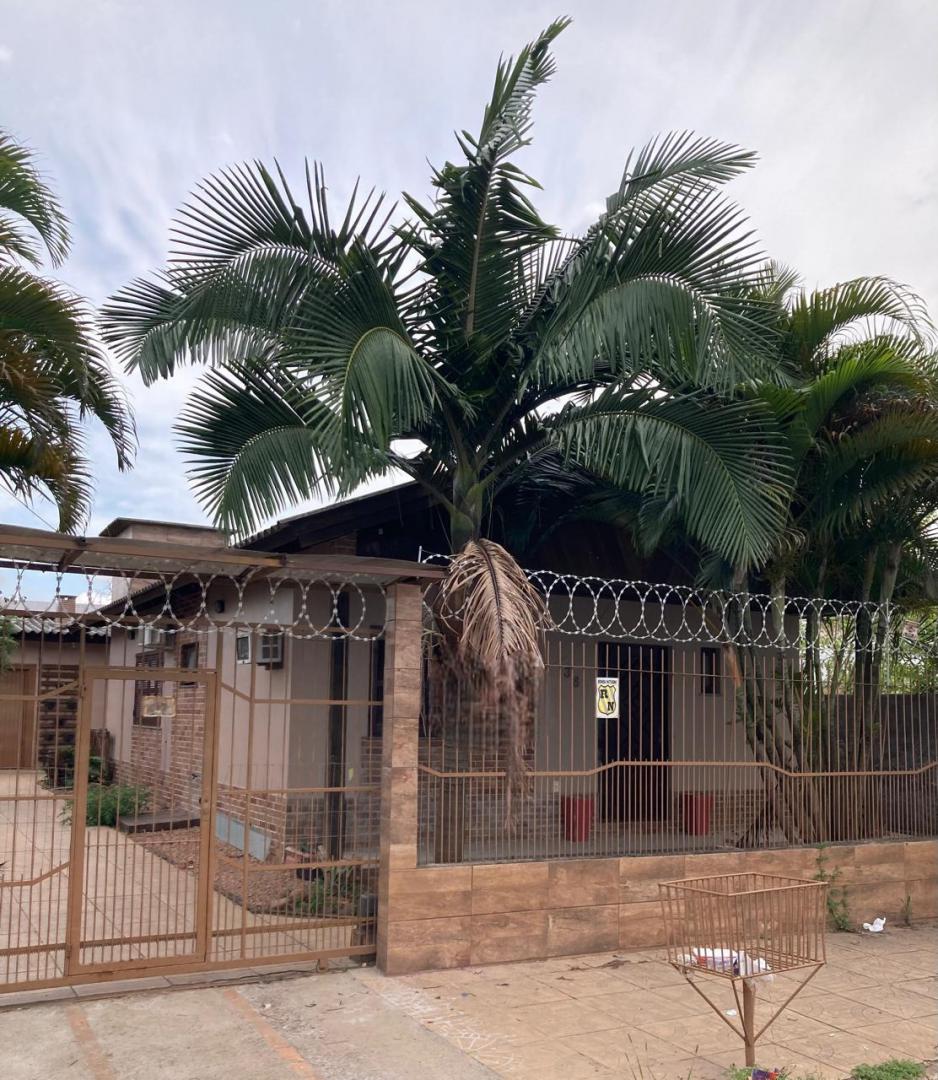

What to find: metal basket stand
left=659, top=873, right=828, bottom=1067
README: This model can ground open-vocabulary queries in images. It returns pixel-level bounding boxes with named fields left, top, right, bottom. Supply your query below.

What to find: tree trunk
left=433, top=471, right=487, bottom=863
left=729, top=571, right=823, bottom=847
left=854, top=542, right=902, bottom=840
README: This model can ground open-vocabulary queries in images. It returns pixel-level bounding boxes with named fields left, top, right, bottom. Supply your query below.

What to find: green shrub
left=851, top=1061, right=925, bottom=1080
left=86, top=784, right=150, bottom=826
left=62, top=784, right=150, bottom=827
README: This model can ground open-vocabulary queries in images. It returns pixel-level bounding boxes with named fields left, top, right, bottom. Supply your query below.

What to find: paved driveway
left=0, top=771, right=349, bottom=985
left=2, top=927, right=936, bottom=1079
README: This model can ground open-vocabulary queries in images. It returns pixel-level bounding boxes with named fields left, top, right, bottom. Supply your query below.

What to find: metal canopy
left=0, top=523, right=444, bottom=582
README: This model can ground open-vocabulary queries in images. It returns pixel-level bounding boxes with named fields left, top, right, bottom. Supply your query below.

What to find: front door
left=0, top=666, right=35, bottom=769
left=596, top=643, right=670, bottom=822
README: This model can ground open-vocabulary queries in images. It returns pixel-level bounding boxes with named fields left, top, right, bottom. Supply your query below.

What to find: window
left=700, top=646, right=721, bottom=696
left=133, top=649, right=163, bottom=725
left=179, top=641, right=199, bottom=684
left=257, top=632, right=284, bottom=668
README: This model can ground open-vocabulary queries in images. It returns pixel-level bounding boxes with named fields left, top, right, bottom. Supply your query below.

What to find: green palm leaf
left=547, top=389, right=791, bottom=567
left=0, top=131, right=69, bottom=266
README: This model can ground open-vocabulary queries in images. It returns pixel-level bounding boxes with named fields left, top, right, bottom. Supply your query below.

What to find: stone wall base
left=377, top=840, right=938, bottom=975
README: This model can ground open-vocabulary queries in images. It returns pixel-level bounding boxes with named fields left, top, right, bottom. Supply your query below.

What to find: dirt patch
left=132, top=827, right=308, bottom=913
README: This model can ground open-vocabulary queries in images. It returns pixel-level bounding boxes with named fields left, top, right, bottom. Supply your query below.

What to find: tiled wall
left=378, top=839, right=938, bottom=975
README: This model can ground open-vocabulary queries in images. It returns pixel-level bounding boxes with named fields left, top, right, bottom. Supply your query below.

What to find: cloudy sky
left=2, top=0, right=937, bottom=537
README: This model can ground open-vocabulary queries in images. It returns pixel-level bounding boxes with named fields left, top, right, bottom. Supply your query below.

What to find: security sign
left=596, top=676, right=620, bottom=718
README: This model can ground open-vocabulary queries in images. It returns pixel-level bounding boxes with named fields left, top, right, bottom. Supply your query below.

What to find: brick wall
left=378, top=839, right=938, bottom=974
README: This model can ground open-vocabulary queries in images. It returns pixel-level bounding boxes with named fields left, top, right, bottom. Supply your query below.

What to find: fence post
left=376, top=581, right=423, bottom=973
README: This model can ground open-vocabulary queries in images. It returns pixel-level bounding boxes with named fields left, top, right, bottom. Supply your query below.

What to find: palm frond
left=401, top=21, right=568, bottom=358
left=530, top=182, right=776, bottom=392
left=548, top=389, right=791, bottom=569
left=432, top=538, right=551, bottom=823
left=788, top=276, right=935, bottom=367
left=0, top=131, right=70, bottom=266
left=285, top=249, right=456, bottom=445
left=175, top=359, right=407, bottom=537
left=0, top=425, right=91, bottom=532
left=0, top=265, right=135, bottom=466
left=608, top=131, right=757, bottom=209
left=102, top=161, right=399, bottom=382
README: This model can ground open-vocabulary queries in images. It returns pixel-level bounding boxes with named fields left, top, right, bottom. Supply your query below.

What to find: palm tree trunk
left=730, top=570, right=822, bottom=847
left=853, top=542, right=902, bottom=839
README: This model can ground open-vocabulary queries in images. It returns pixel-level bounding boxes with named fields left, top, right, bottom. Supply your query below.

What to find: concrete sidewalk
left=2, top=928, right=936, bottom=1080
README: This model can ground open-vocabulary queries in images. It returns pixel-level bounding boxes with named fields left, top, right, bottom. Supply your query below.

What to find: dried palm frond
left=431, top=539, right=551, bottom=827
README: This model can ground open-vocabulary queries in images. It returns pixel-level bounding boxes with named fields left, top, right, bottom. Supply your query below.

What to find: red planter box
left=561, top=795, right=595, bottom=842
left=682, top=792, right=714, bottom=836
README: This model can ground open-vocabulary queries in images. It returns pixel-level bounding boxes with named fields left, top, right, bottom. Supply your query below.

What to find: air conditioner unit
left=257, top=632, right=284, bottom=669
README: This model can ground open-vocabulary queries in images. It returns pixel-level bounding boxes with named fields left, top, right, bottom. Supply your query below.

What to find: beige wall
left=287, top=587, right=385, bottom=791
left=99, top=580, right=386, bottom=800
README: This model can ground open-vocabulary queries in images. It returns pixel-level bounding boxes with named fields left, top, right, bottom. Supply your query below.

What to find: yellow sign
left=596, top=676, right=619, bottom=718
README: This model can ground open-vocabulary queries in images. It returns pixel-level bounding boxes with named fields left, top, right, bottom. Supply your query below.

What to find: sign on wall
left=595, top=676, right=620, bottom=718
left=141, top=695, right=176, bottom=720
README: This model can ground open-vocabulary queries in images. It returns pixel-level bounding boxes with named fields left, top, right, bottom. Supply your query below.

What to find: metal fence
left=0, top=528, right=410, bottom=992
left=417, top=572, right=938, bottom=865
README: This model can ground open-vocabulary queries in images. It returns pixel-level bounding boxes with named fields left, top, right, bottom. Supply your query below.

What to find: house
left=0, top=499, right=935, bottom=988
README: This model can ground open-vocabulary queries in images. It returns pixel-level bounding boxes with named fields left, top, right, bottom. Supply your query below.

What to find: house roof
left=243, top=482, right=430, bottom=552
left=99, top=517, right=223, bottom=538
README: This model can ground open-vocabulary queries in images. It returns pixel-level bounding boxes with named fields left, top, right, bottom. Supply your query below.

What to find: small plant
left=900, top=893, right=913, bottom=928
left=851, top=1060, right=925, bottom=1080
left=815, top=844, right=852, bottom=931
left=47, top=749, right=110, bottom=792
left=62, top=784, right=150, bottom=827
left=288, top=867, right=360, bottom=917
left=0, top=617, right=17, bottom=672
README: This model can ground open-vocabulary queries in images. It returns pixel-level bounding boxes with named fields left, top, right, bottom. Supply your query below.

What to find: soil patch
left=133, top=827, right=307, bottom=913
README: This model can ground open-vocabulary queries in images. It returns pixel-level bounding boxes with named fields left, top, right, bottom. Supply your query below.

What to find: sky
left=2, top=0, right=937, bottom=538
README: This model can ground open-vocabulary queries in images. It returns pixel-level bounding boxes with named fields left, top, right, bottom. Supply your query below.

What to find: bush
left=851, top=1062, right=925, bottom=1080
left=45, top=748, right=108, bottom=790
left=62, top=784, right=150, bottom=827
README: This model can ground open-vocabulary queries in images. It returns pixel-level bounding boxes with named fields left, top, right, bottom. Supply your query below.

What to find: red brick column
left=376, top=581, right=423, bottom=972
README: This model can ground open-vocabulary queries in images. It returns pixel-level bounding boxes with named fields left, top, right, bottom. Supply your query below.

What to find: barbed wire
left=420, top=551, right=938, bottom=656
left=0, top=562, right=388, bottom=640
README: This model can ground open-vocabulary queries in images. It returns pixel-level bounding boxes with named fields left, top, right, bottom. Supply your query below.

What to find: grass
left=724, top=1062, right=925, bottom=1080
left=850, top=1062, right=925, bottom=1080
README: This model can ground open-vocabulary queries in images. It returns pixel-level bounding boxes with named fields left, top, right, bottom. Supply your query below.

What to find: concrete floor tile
left=508, top=997, right=624, bottom=1038
left=859, top=1018, right=938, bottom=1059
left=837, top=983, right=938, bottom=1020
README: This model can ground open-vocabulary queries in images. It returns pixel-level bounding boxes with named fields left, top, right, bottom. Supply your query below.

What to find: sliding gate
left=0, top=559, right=390, bottom=993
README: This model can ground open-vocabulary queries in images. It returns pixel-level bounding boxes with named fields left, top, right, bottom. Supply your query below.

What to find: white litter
left=862, top=916, right=886, bottom=933
left=677, top=947, right=775, bottom=983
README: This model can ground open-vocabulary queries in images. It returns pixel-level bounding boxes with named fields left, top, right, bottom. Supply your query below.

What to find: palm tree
left=101, top=20, right=793, bottom=817
left=718, top=267, right=938, bottom=843
left=749, top=268, right=936, bottom=600
left=0, top=131, right=134, bottom=530
left=102, top=20, right=790, bottom=569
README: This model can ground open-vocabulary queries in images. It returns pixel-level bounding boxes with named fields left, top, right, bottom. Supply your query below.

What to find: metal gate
left=0, top=528, right=411, bottom=993
left=67, top=667, right=216, bottom=975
